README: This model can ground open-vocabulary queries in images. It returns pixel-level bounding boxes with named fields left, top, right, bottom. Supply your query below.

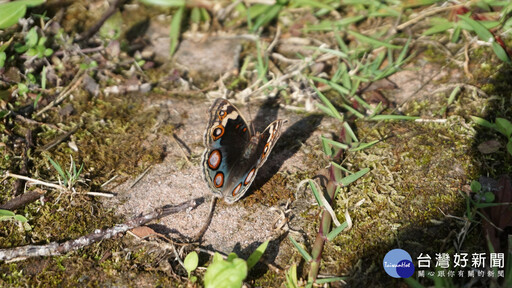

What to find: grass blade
left=369, top=115, right=419, bottom=121
left=289, top=236, right=312, bottom=262
left=349, top=140, right=379, bottom=151
left=339, top=168, right=370, bottom=186
left=313, top=86, right=343, bottom=120
left=309, top=180, right=323, bottom=207
left=169, top=6, right=184, bottom=56
left=470, top=116, right=494, bottom=129
left=348, top=30, right=401, bottom=49
left=247, top=240, right=269, bottom=270
left=326, top=221, right=348, bottom=241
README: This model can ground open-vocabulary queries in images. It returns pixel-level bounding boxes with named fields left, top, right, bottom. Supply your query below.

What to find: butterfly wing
left=202, top=99, right=251, bottom=198
left=223, top=119, right=287, bottom=203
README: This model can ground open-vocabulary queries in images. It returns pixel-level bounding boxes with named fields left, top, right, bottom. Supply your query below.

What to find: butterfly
left=202, top=98, right=287, bottom=204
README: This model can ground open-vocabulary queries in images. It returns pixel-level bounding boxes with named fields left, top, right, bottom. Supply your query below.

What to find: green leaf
left=0, top=37, right=14, bottom=53
left=507, top=140, right=512, bottom=156
left=43, top=48, right=53, bottom=57
left=342, top=103, right=364, bottom=119
left=190, top=7, right=201, bottom=24
left=343, top=121, right=358, bottom=143
left=483, top=192, right=495, bottom=203
left=26, top=47, right=37, bottom=57
left=347, top=30, right=401, bottom=49
left=288, top=236, right=312, bottom=262
left=25, top=27, right=39, bottom=48
left=0, top=1, right=26, bottom=29
left=315, top=276, right=347, bottom=284
left=451, top=25, right=462, bottom=43
left=326, top=221, right=348, bottom=241
left=291, top=0, right=333, bottom=10
left=495, top=118, right=512, bottom=138
left=247, top=240, right=269, bottom=270
left=307, top=46, right=348, bottom=59
left=14, top=215, right=28, bottom=222
left=304, top=16, right=365, bottom=32
left=312, top=86, right=342, bottom=120
left=331, top=162, right=345, bottom=184
left=470, top=180, right=481, bottom=193
left=46, top=156, right=68, bottom=185
left=183, top=251, right=199, bottom=277
left=41, top=66, right=47, bottom=89
left=226, top=252, right=238, bottom=262
left=0, top=52, right=5, bottom=68
left=255, top=40, right=268, bottom=82
left=470, top=116, right=494, bottom=129
left=321, top=136, right=349, bottom=156
left=309, top=180, right=323, bottom=207
left=491, top=41, right=511, bottom=63
left=339, top=168, right=370, bottom=186
left=285, top=264, right=299, bottom=288
left=402, top=0, right=443, bottom=9
left=423, top=22, right=453, bottom=36
left=251, top=3, right=283, bottom=32
left=0, top=209, right=15, bottom=217
left=349, top=140, right=379, bottom=152
left=139, top=0, right=185, bottom=7
left=169, top=6, right=184, bottom=56
left=17, top=83, right=28, bottom=95
left=368, top=114, right=419, bottom=121
left=458, top=14, right=493, bottom=42
left=204, top=252, right=247, bottom=288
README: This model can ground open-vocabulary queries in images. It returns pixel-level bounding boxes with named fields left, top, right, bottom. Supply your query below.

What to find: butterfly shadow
left=244, top=97, right=324, bottom=199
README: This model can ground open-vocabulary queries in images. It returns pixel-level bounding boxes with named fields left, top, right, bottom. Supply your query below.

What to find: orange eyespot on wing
left=208, top=150, right=222, bottom=170
left=218, top=110, right=227, bottom=120
left=244, top=168, right=256, bottom=185
left=261, top=143, right=270, bottom=159
left=232, top=183, right=242, bottom=196
left=214, top=172, right=224, bottom=188
left=211, top=125, right=224, bottom=140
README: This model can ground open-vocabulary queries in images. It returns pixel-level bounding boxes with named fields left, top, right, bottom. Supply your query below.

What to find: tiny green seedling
left=203, top=240, right=269, bottom=288
left=184, top=251, right=199, bottom=283
left=14, top=26, right=53, bottom=59
left=46, top=155, right=84, bottom=189
left=0, top=209, right=31, bottom=231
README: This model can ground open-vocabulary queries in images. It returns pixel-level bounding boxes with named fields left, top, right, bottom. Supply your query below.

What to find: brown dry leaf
left=129, top=226, right=157, bottom=239
left=477, top=140, right=501, bottom=154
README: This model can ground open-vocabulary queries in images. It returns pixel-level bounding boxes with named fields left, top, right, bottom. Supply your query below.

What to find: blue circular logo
left=383, top=249, right=415, bottom=278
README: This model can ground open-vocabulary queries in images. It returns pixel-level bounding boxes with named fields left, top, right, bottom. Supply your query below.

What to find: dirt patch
left=105, top=96, right=329, bottom=264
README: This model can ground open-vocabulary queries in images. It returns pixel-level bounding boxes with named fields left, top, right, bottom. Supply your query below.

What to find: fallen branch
left=0, top=189, right=45, bottom=210
left=0, top=198, right=201, bottom=262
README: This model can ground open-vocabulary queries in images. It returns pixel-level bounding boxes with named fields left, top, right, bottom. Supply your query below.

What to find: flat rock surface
left=106, top=97, right=326, bottom=263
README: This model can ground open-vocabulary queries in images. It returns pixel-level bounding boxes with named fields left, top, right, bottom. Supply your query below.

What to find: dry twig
left=0, top=199, right=200, bottom=262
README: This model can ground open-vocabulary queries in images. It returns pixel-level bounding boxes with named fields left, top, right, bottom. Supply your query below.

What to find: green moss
left=251, top=268, right=284, bottom=287
left=0, top=238, right=183, bottom=287
left=1, top=91, right=173, bottom=285
left=312, top=115, right=478, bottom=284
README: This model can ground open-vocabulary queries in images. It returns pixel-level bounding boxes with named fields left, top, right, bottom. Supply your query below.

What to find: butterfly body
left=202, top=98, right=286, bottom=203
